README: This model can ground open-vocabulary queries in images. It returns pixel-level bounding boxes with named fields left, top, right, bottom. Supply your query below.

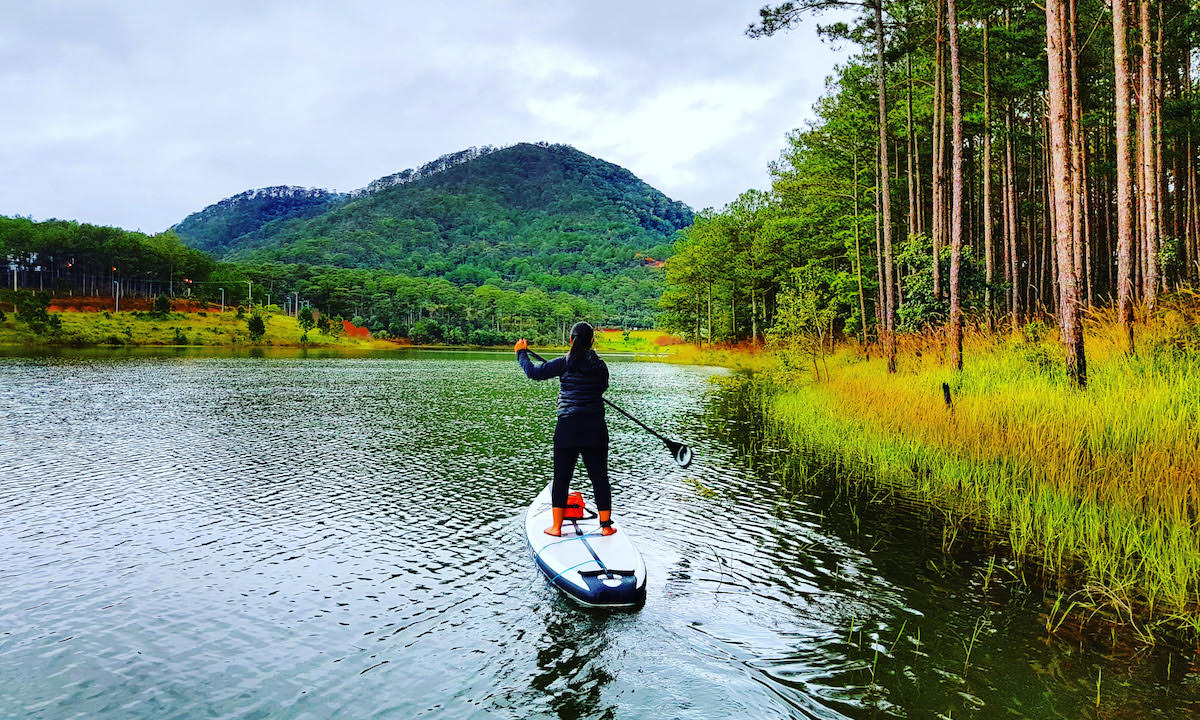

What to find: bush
left=172, top=328, right=188, bottom=345
left=0, top=291, right=61, bottom=335
left=1148, top=310, right=1200, bottom=366
left=1022, top=343, right=1065, bottom=380
left=468, top=328, right=506, bottom=346
left=298, top=307, right=315, bottom=332
left=327, top=316, right=344, bottom=337
left=410, top=319, right=443, bottom=344
left=445, top=327, right=466, bottom=345
left=1, top=290, right=51, bottom=326
left=236, top=305, right=246, bottom=319
left=247, top=315, right=266, bottom=341
left=894, top=234, right=987, bottom=332
left=153, top=295, right=172, bottom=316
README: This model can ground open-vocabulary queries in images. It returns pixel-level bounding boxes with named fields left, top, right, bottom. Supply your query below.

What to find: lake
left=1, top=348, right=1196, bottom=718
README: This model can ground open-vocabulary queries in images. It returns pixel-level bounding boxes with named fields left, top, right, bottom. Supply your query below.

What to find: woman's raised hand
left=514, top=338, right=528, bottom=352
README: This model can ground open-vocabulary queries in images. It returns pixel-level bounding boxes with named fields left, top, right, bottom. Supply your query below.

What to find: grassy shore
left=0, top=312, right=704, bottom=355
left=0, top=308, right=390, bottom=349
left=738, top=299, right=1200, bottom=638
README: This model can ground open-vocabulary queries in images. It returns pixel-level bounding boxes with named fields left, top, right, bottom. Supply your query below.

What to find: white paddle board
left=524, top=483, right=647, bottom=608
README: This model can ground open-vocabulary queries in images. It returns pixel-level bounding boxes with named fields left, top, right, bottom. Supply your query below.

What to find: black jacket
left=517, top=349, right=609, bottom=417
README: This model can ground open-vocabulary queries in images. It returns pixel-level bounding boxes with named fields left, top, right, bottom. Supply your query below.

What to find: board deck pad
left=524, top=483, right=647, bottom=608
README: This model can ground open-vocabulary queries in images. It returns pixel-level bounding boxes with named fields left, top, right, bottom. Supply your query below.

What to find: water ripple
left=2, top=349, right=1196, bottom=719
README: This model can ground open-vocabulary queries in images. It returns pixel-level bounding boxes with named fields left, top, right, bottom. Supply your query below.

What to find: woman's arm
left=517, top=349, right=566, bottom=381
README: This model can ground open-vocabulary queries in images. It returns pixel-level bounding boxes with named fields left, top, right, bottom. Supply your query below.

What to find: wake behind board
left=525, top=483, right=647, bottom=608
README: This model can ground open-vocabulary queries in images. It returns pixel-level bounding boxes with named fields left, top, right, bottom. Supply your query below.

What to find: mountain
left=172, top=143, right=692, bottom=318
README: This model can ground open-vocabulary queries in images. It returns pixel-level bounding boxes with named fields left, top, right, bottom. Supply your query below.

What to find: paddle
left=524, top=348, right=695, bottom=468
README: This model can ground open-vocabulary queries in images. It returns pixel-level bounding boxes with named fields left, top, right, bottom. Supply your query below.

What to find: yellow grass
left=748, top=303, right=1200, bottom=635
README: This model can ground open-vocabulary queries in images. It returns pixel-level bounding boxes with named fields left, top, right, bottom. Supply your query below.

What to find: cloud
left=530, top=80, right=780, bottom=189
left=0, top=1, right=848, bottom=231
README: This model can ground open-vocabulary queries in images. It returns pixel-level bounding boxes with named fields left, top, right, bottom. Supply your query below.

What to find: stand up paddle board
left=525, top=483, right=647, bottom=608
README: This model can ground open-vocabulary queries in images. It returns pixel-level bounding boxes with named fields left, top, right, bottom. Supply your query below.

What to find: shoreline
left=703, top=321, right=1200, bottom=645
left=0, top=309, right=688, bottom=357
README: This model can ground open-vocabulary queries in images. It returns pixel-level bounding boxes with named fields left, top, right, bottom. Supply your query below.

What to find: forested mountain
left=173, top=143, right=692, bottom=324
left=173, top=186, right=346, bottom=256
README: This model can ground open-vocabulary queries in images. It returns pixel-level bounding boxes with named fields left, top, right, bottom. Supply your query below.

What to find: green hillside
left=174, top=143, right=692, bottom=325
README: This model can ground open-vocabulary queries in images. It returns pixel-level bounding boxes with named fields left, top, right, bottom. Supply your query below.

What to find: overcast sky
left=1, top=1, right=850, bottom=232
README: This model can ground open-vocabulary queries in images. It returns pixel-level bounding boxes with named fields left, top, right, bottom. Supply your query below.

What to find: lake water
left=1, top=348, right=1197, bottom=719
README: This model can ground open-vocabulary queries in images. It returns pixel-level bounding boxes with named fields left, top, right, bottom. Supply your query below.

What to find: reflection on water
left=0, top=348, right=1197, bottom=719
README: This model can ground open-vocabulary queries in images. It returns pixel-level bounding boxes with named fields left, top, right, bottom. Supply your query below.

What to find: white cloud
left=0, top=1, right=849, bottom=229
left=530, top=80, right=780, bottom=189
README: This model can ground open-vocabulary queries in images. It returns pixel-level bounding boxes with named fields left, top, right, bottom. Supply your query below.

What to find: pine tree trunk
left=1155, top=2, right=1166, bottom=291
left=1047, top=0, right=1087, bottom=386
left=707, top=283, right=713, bottom=346
left=1006, top=108, right=1019, bottom=332
left=1068, top=0, right=1086, bottom=299
left=874, top=0, right=897, bottom=373
left=906, top=50, right=918, bottom=239
left=1191, top=53, right=1200, bottom=285
left=876, top=180, right=886, bottom=333
left=1139, top=0, right=1159, bottom=310
left=854, top=152, right=868, bottom=342
left=932, top=2, right=945, bottom=298
left=1188, top=120, right=1196, bottom=284
left=731, top=288, right=737, bottom=342
left=983, top=21, right=994, bottom=326
left=1029, top=105, right=1039, bottom=314
left=947, top=0, right=964, bottom=370
left=751, top=287, right=759, bottom=344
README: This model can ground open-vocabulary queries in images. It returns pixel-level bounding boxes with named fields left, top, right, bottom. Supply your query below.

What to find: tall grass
left=756, top=301, right=1200, bottom=634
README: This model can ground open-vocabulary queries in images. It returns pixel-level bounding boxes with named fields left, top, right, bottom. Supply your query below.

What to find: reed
left=753, top=299, right=1200, bottom=634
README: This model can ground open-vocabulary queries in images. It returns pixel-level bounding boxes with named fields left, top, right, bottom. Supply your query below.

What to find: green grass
left=593, top=328, right=687, bottom=355
left=0, top=310, right=386, bottom=348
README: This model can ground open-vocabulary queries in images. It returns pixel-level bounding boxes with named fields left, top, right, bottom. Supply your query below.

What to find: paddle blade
left=666, top=440, right=694, bottom=468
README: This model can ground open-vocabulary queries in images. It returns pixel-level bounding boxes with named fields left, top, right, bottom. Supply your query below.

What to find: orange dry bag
left=564, top=491, right=586, bottom=519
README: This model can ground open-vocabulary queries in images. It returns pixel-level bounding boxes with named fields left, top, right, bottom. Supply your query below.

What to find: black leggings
left=552, top=445, right=611, bottom=512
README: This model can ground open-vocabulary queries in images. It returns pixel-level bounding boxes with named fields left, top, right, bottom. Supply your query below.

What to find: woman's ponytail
left=567, top=321, right=594, bottom=370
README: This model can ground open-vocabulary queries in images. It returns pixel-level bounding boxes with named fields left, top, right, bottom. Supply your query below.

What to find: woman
left=515, top=322, right=615, bottom=537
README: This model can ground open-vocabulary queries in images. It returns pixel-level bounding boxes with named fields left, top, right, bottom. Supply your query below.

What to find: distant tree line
left=220, top=263, right=605, bottom=345
left=0, top=216, right=214, bottom=297
left=1, top=216, right=612, bottom=345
